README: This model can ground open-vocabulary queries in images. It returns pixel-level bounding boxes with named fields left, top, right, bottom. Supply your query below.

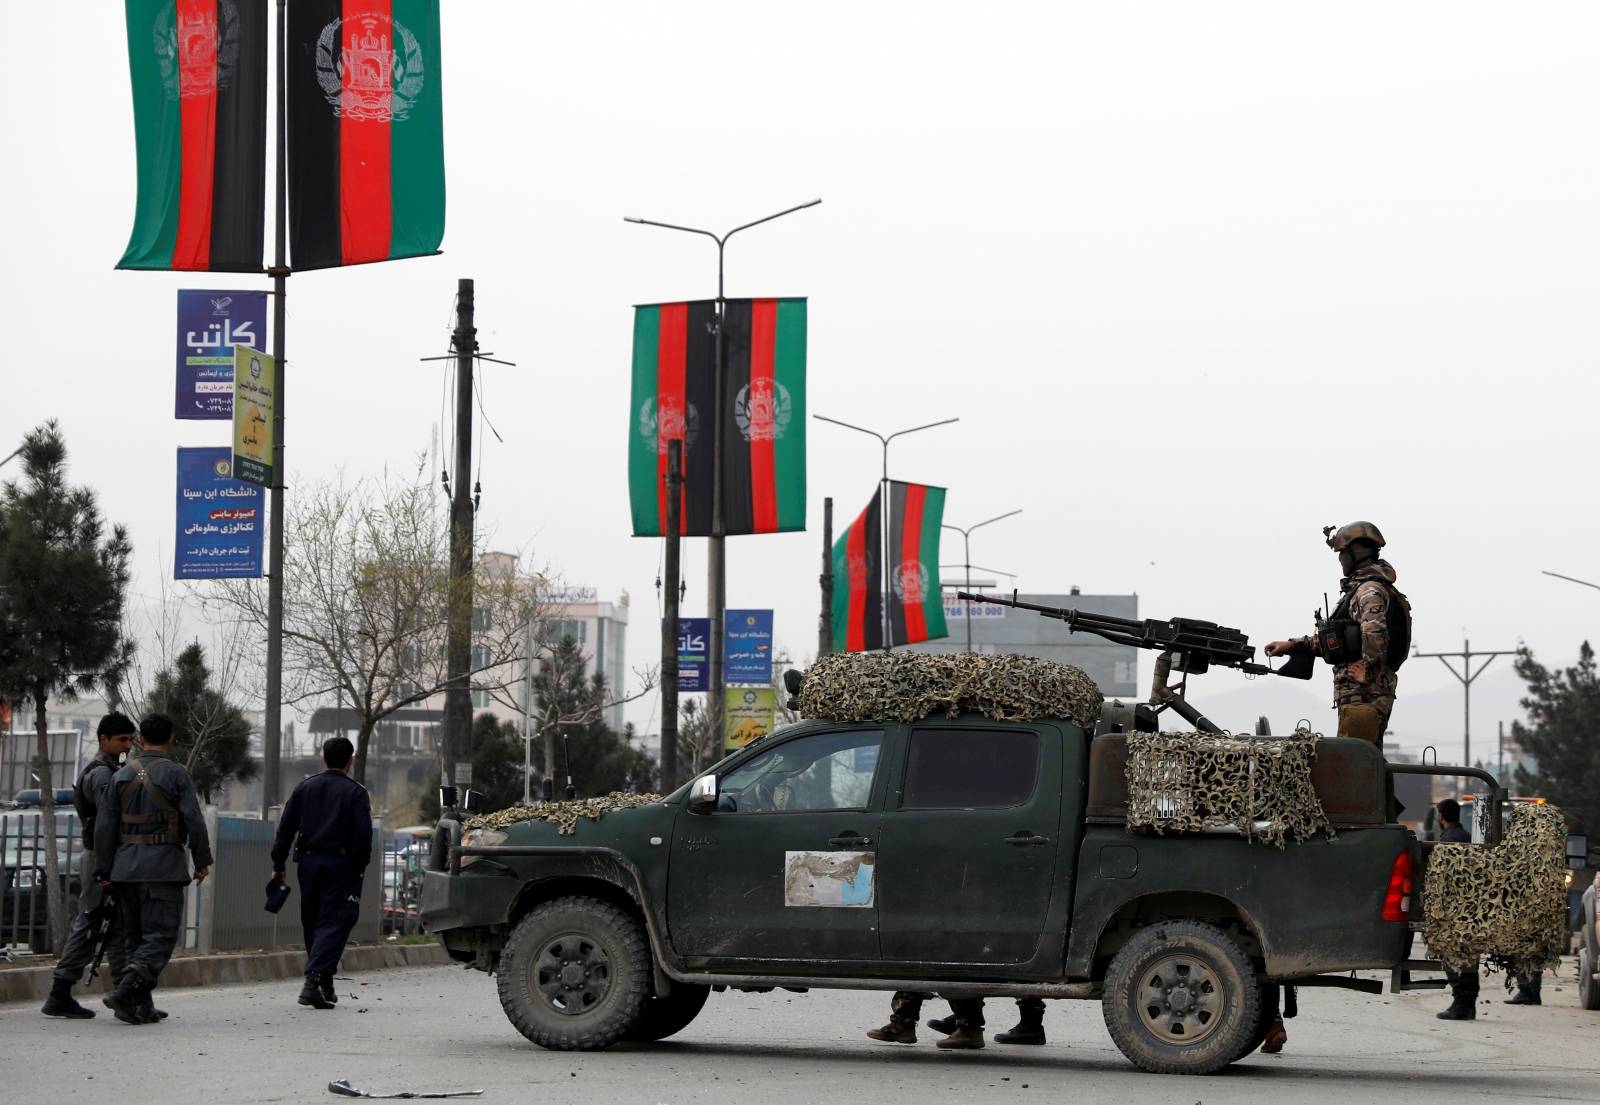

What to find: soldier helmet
left=1323, top=521, right=1385, bottom=552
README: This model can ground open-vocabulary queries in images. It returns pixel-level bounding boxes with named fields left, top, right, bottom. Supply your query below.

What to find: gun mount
left=956, top=591, right=1314, bottom=734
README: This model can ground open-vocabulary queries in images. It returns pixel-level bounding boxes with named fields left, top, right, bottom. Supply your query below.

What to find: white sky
left=3, top=3, right=1597, bottom=765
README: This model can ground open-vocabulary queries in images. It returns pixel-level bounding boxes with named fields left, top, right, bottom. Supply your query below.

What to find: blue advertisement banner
left=671, top=617, right=710, bottom=693
left=175, top=447, right=264, bottom=579
left=176, top=290, right=267, bottom=419
left=725, top=609, right=774, bottom=685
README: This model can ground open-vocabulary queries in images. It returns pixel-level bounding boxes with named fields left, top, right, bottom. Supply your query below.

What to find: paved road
left=2, top=958, right=1594, bottom=1104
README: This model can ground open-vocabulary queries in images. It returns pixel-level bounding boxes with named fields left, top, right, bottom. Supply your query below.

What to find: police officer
left=271, top=736, right=372, bottom=1010
left=40, top=712, right=134, bottom=1019
left=1435, top=798, right=1480, bottom=1020
left=1266, top=521, right=1412, bottom=742
left=94, top=713, right=212, bottom=1025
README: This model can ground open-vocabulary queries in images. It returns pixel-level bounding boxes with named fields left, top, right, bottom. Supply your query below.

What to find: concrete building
left=907, top=589, right=1140, bottom=698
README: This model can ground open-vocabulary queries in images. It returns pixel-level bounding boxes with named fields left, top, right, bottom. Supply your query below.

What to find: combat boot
left=105, top=973, right=153, bottom=1025
left=994, top=1020, right=1045, bottom=1045
left=298, top=973, right=335, bottom=1009
left=318, top=971, right=339, bottom=1006
left=866, top=1020, right=917, bottom=1044
left=926, top=1015, right=956, bottom=1035
left=1504, top=990, right=1540, bottom=1005
left=935, top=1025, right=985, bottom=1050
left=41, top=979, right=95, bottom=1019
left=1436, top=999, right=1476, bottom=1020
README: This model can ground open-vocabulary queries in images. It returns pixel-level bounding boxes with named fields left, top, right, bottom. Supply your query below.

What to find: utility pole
left=659, top=441, right=682, bottom=792
left=941, top=509, right=1022, bottom=652
left=818, top=497, right=833, bottom=657
left=442, top=279, right=477, bottom=802
left=261, top=0, right=290, bottom=817
left=1413, top=638, right=1518, bottom=767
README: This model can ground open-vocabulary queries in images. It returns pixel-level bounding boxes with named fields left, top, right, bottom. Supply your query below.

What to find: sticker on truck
left=783, top=851, right=875, bottom=907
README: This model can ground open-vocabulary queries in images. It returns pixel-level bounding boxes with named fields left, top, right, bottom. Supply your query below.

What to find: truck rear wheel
left=1229, top=975, right=1273, bottom=1063
left=1580, top=948, right=1599, bottom=1012
left=1101, top=920, right=1261, bottom=1075
left=624, top=982, right=711, bottom=1042
left=496, top=896, right=651, bottom=1050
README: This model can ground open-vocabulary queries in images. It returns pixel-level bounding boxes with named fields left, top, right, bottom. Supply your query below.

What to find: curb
left=0, top=941, right=450, bottom=1005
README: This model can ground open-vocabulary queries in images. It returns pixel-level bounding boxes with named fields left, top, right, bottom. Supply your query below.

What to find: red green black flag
left=830, top=481, right=947, bottom=652
left=629, top=299, right=807, bottom=537
left=288, top=1, right=445, bottom=270
left=119, top=0, right=268, bottom=272
left=830, top=488, right=883, bottom=653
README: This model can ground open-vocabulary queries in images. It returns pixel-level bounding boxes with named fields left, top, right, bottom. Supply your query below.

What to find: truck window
left=901, top=728, right=1040, bottom=810
left=719, top=730, right=883, bottom=814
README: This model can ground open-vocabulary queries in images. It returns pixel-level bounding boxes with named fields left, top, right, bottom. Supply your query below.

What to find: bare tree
left=214, top=465, right=552, bottom=786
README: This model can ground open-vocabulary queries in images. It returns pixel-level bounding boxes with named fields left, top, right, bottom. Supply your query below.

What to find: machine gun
left=956, top=591, right=1314, bottom=734
left=85, top=887, right=118, bottom=983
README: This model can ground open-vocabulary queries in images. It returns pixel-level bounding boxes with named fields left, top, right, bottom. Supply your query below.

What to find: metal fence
left=2, top=806, right=398, bottom=956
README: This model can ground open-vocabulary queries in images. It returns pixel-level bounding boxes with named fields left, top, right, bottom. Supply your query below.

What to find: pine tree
left=1511, top=642, right=1600, bottom=835
left=148, top=642, right=258, bottom=803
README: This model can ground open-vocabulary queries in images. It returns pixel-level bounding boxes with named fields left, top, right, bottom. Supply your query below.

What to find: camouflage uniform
left=1290, top=560, right=1401, bottom=742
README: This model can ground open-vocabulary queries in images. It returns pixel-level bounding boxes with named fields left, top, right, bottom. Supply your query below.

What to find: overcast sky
left=3, top=3, right=1596, bottom=764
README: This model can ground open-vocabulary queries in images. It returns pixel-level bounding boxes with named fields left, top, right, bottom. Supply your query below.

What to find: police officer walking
left=40, top=712, right=135, bottom=1019
left=1434, top=798, right=1480, bottom=1019
left=1266, top=521, right=1413, bottom=742
left=271, top=736, right=373, bottom=1010
left=93, top=714, right=212, bottom=1025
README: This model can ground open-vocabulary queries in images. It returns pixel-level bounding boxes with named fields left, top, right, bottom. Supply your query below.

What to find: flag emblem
left=639, top=396, right=701, bottom=451
left=313, top=13, right=427, bottom=123
left=155, top=1, right=241, bottom=100
left=734, top=378, right=792, bottom=443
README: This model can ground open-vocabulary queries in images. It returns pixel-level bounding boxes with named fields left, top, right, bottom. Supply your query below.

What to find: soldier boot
left=1436, top=999, right=1476, bottom=1020
left=41, top=978, right=95, bottom=1019
left=866, top=1020, right=918, bottom=1044
left=105, top=973, right=154, bottom=1025
left=318, top=971, right=339, bottom=1005
left=935, top=1025, right=986, bottom=1050
left=995, top=998, right=1045, bottom=1045
left=926, top=1014, right=956, bottom=1035
left=1504, top=989, right=1541, bottom=1006
left=298, top=972, right=336, bottom=1010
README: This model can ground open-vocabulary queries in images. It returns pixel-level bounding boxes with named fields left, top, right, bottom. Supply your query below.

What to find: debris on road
left=327, top=1078, right=483, bottom=1099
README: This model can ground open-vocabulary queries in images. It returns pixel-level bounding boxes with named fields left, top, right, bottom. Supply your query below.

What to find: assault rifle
left=85, top=888, right=118, bottom=983
left=956, top=591, right=1314, bottom=734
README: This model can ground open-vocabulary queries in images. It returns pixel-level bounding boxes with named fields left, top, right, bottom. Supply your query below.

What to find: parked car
left=7, top=788, right=75, bottom=809
left=1, top=809, right=83, bottom=953
left=1579, top=882, right=1598, bottom=1012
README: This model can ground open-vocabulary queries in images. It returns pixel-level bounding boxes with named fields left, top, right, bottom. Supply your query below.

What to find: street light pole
left=813, top=414, right=959, bottom=649
left=1541, top=570, right=1600, bottom=592
left=941, top=509, right=1022, bottom=651
left=1413, top=638, right=1519, bottom=767
left=624, top=200, right=820, bottom=752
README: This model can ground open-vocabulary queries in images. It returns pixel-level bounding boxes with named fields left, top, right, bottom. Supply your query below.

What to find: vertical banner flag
left=120, top=0, right=268, bottom=271
left=289, top=1, right=446, bottom=270
left=670, top=616, right=710, bottom=693
left=724, top=609, right=774, bottom=684
left=885, top=480, right=948, bottom=646
left=830, top=488, right=883, bottom=653
left=724, top=687, right=776, bottom=753
left=176, top=447, right=263, bottom=578
left=176, top=289, right=266, bottom=418
left=720, top=299, right=807, bottom=534
left=629, top=299, right=807, bottom=537
left=232, top=345, right=275, bottom=485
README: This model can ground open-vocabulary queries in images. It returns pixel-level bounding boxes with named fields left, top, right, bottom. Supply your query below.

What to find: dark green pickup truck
left=422, top=712, right=1477, bottom=1075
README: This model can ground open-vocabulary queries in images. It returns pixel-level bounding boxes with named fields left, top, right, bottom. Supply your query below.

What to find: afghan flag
left=628, top=299, right=807, bottom=537
left=830, top=488, right=883, bottom=653
left=288, top=1, right=445, bottom=270
left=884, top=480, right=948, bottom=646
left=119, top=0, right=268, bottom=272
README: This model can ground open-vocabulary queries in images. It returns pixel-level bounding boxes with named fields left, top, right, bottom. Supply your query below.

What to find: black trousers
left=116, top=882, right=185, bottom=987
left=299, top=854, right=364, bottom=975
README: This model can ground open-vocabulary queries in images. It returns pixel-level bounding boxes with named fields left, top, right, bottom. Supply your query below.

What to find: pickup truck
left=421, top=711, right=1481, bottom=1075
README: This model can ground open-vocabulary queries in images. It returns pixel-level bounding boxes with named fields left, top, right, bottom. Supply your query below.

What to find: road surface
left=2, top=957, right=1594, bottom=1104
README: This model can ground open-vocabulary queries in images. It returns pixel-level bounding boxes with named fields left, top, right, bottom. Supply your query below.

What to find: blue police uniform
left=272, top=769, right=373, bottom=983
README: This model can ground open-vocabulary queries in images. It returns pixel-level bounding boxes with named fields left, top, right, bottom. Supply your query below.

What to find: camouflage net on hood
left=1124, top=730, right=1331, bottom=848
left=797, top=651, right=1103, bottom=728
left=1423, top=802, right=1569, bottom=974
left=466, top=792, right=662, bottom=835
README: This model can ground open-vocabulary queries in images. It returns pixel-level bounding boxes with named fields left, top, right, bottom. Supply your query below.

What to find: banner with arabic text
left=177, top=289, right=266, bottom=419
left=176, top=447, right=263, bottom=579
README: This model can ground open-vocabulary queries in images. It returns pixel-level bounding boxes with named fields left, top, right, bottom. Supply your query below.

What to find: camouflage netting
left=1423, top=802, right=1569, bottom=974
left=797, top=651, right=1103, bottom=729
left=466, top=792, right=662, bottom=835
left=1124, top=730, right=1331, bottom=848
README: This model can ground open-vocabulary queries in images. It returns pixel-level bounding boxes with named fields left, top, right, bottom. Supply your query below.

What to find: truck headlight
left=458, top=829, right=506, bottom=868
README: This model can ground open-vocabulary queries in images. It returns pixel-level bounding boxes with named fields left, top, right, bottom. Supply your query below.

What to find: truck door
left=667, top=727, right=887, bottom=962
left=876, top=724, right=1062, bottom=963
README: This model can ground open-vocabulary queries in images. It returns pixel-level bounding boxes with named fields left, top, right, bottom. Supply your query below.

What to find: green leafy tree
left=0, top=423, right=133, bottom=952
left=529, top=636, right=656, bottom=798
left=147, top=642, right=258, bottom=803
left=1511, top=642, right=1600, bottom=835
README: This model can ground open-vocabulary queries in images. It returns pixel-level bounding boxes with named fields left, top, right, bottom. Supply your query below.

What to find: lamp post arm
left=885, top=417, right=960, bottom=445
left=813, top=414, right=889, bottom=446
left=725, top=198, right=822, bottom=242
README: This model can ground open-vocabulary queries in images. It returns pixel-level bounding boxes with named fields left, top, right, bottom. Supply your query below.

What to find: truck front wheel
left=496, top=896, right=652, bottom=1050
left=1101, top=919, right=1261, bottom=1075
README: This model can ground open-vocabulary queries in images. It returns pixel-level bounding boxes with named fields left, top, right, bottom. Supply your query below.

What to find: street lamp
left=813, top=414, right=959, bottom=648
left=1541, top=570, right=1600, bottom=592
left=942, top=509, right=1023, bottom=651
left=0, top=446, right=21, bottom=471
left=624, top=199, right=821, bottom=746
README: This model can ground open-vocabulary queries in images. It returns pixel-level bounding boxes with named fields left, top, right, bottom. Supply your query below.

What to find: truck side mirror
left=1568, top=834, right=1589, bottom=864
left=687, top=775, right=718, bottom=815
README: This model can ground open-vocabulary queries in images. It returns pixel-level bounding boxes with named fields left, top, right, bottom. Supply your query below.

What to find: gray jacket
left=94, top=749, right=213, bottom=884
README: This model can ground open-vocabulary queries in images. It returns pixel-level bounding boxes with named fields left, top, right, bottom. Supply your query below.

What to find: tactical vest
left=72, top=756, right=112, bottom=845
left=1318, top=576, right=1412, bottom=670
left=117, top=757, right=185, bottom=847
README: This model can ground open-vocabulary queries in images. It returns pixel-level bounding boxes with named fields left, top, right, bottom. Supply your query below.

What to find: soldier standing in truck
left=1265, top=521, right=1412, bottom=743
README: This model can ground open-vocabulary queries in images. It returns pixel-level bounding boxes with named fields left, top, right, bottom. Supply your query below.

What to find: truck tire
left=1101, top=920, right=1261, bottom=1075
left=496, top=896, right=652, bottom=1050
left=624, top=983, right=711, bottom=1042
left=1228, top=975, right=1273, bottom=1063
left=1580, top=948, right=1599, bottom=1012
